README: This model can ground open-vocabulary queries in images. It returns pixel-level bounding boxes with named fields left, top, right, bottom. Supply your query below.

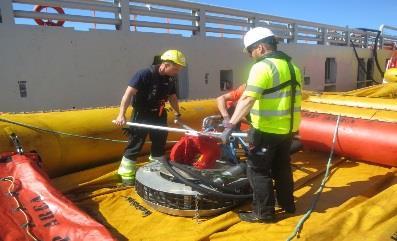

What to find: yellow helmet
left=384, top=68, right=397, bottom=83
left=160, top=50, right=186, bottom=67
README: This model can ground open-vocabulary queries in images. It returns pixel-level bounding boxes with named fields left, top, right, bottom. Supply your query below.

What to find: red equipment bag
left=0, top=152, right=116, bottom=241
left=170, top=135, right=221, bottom=169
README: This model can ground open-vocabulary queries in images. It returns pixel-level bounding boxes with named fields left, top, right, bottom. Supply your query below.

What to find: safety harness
left=256, top=51, right=301, bottom=134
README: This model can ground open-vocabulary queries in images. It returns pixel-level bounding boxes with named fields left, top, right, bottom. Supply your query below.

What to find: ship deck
left=52, top=151, right=397, bottom=241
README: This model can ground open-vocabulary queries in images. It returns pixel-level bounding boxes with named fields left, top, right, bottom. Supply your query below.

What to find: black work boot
left=238, top=212, right=275, bottom=223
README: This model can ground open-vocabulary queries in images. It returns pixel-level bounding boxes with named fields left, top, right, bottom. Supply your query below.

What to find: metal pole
left=126, top=121, right=197, bottom=134
left=118, top=121, right=248, bottom=138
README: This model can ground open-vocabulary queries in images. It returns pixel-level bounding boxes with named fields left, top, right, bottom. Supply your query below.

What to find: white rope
left=286, top=115, right=341, bottom=241
left=0, top=118, right=128, bottom=143
left=0, top=118, right=177, bottom=144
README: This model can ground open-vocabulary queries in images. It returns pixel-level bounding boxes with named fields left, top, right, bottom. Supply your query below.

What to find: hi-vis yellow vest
left=244, top=54, right=302, bottom=134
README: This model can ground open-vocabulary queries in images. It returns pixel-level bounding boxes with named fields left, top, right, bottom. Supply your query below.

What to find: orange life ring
left=33, top=5, right=65, bottom=27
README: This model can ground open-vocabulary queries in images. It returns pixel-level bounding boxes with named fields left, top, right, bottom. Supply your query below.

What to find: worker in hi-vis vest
left=114, top=50, right=186, bottom=185
left=221, top=27, right=302, bottom=223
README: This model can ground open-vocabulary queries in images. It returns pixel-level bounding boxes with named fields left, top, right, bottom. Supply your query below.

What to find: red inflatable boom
left=0, top=152, right=116, bottom=241
left=300, top=111, right=397, bottom=167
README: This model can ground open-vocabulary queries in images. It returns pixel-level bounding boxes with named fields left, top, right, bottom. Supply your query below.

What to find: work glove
left=220, top=123, right=235, bottom=144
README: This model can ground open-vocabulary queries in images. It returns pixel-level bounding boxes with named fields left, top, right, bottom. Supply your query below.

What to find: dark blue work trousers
left=123, top=110, right=168, bottom=160
left=247, top=129, right=295, bottom=218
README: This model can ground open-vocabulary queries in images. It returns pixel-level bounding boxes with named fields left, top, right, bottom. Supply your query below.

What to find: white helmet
left=243, top=27, right=275, bottom=51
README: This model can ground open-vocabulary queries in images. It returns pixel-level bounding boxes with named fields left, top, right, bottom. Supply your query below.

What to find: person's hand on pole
left=220, top=122, right=235, bottom=144
left=222, top=116, right=230, bottom=127
left=114, top=114, right=127, bottom=126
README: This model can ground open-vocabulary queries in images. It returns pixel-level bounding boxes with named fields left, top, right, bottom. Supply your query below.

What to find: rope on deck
left=286, top=115, right=341, bottom=241
left=0, top=117, right=128, bottom=143
left=0, top=117, right=177, bottom=144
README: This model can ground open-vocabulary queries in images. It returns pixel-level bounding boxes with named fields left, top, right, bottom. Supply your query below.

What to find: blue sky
left=191, top=0, right=397, bottom=30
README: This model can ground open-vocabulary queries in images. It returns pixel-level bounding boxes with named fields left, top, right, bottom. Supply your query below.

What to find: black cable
left=167, top=139, right=302, bottom=198
left=351, top=28, right=384, bottom=84
left=373, top=30, right=385, bottom=78
left=350, top=39, right=381, bottom=85
left=169, top=161, right=251, bottom=195
left=162, top=159, right=252, bottom=200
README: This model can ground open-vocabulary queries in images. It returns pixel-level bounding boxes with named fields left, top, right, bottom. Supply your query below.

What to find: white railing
left=1, top=0, right=397, bottom=49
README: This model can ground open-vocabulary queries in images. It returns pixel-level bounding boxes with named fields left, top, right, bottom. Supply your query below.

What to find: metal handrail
left=14, top=10, right=120, bottom=25
left=130, top=6, right=197, bottom=21
left=4, top=0, right=397, bottom=48
left=14, top=0, right=117, bottom=12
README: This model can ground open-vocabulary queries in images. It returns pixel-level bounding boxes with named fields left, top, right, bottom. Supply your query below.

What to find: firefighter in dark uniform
left=114, top=50, right=186, bottom=184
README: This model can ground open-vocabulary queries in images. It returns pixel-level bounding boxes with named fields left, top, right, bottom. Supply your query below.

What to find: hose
left=162, top=159, right=252, bottom=200
left=169, top=160, right=251, bottom=195
left=373, top=30, right=385, bottom=78
left=163, top=137, right=303, bottom=200
left=350, top=39, right=380, bottom=84
left=351, top=28, right=384, bottom=84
